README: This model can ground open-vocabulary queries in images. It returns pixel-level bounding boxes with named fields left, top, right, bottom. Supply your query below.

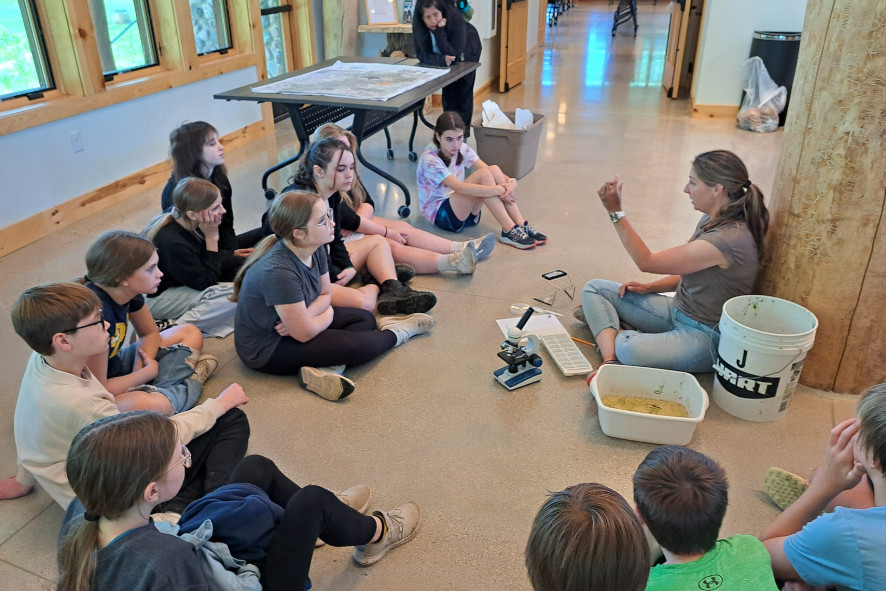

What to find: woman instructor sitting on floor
left=580, top=150, right=770, bottom=374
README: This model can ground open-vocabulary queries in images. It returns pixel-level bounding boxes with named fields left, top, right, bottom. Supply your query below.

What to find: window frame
left=191, top=0, right=234, bottom=57
left=0, top=0, right=266, bottom=136
left=88, top=0, right=161, bottom=78
left=0, top=0, right=56, bottom=101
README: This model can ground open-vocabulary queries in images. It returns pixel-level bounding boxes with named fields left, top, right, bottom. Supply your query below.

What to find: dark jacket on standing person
left=412, top=3, right=481, bottom=66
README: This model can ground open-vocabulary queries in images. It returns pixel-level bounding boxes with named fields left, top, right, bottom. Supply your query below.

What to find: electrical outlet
left=70, top=131, right=84, bottom=153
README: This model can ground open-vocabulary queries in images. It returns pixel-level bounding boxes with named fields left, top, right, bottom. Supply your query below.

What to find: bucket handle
left=710, top=324, right=807, bottom=378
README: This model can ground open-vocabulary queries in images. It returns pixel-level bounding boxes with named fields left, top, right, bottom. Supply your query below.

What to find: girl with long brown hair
left=314, top=122, right=495, bottom=275
left=57, top=411, right=420, bottom=591
left=143, top=177, right=238, bottom=338
left=580, top=149, right=770, bottom=374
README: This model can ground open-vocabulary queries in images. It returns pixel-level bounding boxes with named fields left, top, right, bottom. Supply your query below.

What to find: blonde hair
left=85, top=231, right=155, bottom=288
left=143, top=177, right=221, bottom=241
left=314, top=123, right=368, bottom=210
left=856, top=383, right=886, bottom=471
left=57, top=412, right=177, bottom=591
left=231, top=190, right=321, bottom=301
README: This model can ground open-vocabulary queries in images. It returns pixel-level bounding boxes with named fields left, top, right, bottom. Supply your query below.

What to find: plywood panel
left=758, top=0, right=886, bottom=392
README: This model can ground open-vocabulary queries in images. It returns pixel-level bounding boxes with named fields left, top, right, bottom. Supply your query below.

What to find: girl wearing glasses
left=58, top=411, right=420, bottom=591
left=284, top=138, right=438, bottom=315
left=82, top=231, right=214, bottom=415
left=142, top=177, right=238, bottom=338
left=313, top=123, right=495, bottom=275
left=161, top=121, right=267, bottom=279
left=234, top=191, right=434, bottom=401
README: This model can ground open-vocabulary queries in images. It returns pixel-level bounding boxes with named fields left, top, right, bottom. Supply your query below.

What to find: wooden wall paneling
left=758, top=0, right=886, bottom=392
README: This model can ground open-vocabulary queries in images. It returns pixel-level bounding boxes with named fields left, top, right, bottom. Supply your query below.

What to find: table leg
left=259, top=104, right=312, bottom=199
left=352, top=111, right=412, bottom=218
left=384, top=127, right=394, bottom=160
left=419, top=107, right=435, bottom=130
left=408, top=110, right=419, bottom=162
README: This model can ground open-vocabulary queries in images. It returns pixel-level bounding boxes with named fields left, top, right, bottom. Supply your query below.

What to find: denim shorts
left=433, top=199, right=481, bottom=233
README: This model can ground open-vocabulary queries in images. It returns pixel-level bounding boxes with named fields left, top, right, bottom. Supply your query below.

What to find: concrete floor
left=0, top=3, right=858, bottom=589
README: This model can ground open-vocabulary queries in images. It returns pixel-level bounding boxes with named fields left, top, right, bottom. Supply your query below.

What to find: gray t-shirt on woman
left=234, top=241, right=328, bottom=369
left=673, top=217, right=758, bottom=327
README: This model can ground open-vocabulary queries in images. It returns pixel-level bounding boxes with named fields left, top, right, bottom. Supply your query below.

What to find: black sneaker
left=155, top=318, right=176, bottom=332
left=359, top=263, right=416, bottom=285
left=377, top=283, right=437, bottom=315
left=500, top=225, right=536, bottom=250
left=523, top=221, right=547, bottom=244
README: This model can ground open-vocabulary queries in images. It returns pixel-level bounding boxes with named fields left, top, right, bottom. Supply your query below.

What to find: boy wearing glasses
left=1, top=282, right=250, bottom=514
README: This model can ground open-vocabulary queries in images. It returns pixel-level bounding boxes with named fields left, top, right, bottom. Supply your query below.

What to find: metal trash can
left=750, top=31, right=802, bottom=126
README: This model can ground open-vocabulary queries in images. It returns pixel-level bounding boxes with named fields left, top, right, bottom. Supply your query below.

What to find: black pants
left=442, top=70, right=477, bottom=136
left=257, top=307, right=397, bottom=375
left=165, top=408, right=250, bottom=513
left=230, top=455, right=377, bottom=591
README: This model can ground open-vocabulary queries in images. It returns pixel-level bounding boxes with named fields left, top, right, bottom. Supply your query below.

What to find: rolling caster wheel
left=398, top=205, right=410, bottom=218
left=387, top=149, right=394, bottom=160
left=408, top=151, right=417, bottom=162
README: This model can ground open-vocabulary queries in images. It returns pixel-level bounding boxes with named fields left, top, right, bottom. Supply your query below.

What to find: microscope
left=494, top=307, right=543, bottom=390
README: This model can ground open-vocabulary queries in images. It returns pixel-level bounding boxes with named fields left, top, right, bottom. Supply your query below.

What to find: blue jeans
left=108, top=343, right=202, bottom=412
left=580, top=279, right=719, bottom=373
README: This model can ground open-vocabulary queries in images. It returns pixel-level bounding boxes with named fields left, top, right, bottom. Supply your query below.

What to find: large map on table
left=251, top=61, right=449, bottom=101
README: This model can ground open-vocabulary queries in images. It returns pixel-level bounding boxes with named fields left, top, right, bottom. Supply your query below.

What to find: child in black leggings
left=232, top=190, right=434, bottom=401
left=58, top=412, right=421, bottom=591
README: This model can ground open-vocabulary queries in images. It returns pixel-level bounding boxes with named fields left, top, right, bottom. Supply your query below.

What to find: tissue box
left=472, top=112, right=545, bottom=179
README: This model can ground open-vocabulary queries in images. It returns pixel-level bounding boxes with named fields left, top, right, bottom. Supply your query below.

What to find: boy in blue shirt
left=762, top=383, right=886, bottom=591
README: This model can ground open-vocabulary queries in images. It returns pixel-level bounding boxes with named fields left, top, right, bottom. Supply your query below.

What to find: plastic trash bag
left=481, top=100, right=516, bottom=129
left=514, top=108, right=534, bottom=130
left=737, top=56, right=786, bottom=133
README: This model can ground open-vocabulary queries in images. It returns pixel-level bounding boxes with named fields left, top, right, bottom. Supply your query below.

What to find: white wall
left=0, top=69, right=262, bottom=228
left=692, top=0, right=807, bottom=106
left=350, top=0, right=529, bottom=96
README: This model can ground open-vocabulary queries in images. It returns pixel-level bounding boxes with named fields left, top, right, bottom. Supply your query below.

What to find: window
left=87, top=0, right=159, bottom=77
left=260, top=0, right=289, bottom=79
left=0, top=0, right=54, bottom=100
left=190, top=0, right=233, bottom=55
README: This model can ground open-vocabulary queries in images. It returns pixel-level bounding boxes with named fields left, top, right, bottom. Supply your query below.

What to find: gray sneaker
left=500, top=225, right=536, bottom=250
left=352, top=502, right=421, bottom=566
left=523, top=221, right=547, bottom=243
left=472, top=233, right=496, bottom=260
left=188, top=354, right=218, bottom=385
left=298, top=366, right=356, bottom=401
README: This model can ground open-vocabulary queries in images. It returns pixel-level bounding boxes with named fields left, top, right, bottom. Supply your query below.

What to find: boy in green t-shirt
left=633, top=446, right=779, bottom=591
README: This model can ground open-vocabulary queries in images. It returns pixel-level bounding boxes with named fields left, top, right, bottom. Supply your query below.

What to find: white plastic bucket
left=712, top=295, right=818, bottom=422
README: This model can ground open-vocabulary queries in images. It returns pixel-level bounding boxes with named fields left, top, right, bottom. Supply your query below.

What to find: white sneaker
left=450, top=244, right=477, bottom=274
left=378, top=313, right=435, bottom=343
left=352, top=502, right=421, bottom=566
left=298, top=366, right=355, bottom=401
